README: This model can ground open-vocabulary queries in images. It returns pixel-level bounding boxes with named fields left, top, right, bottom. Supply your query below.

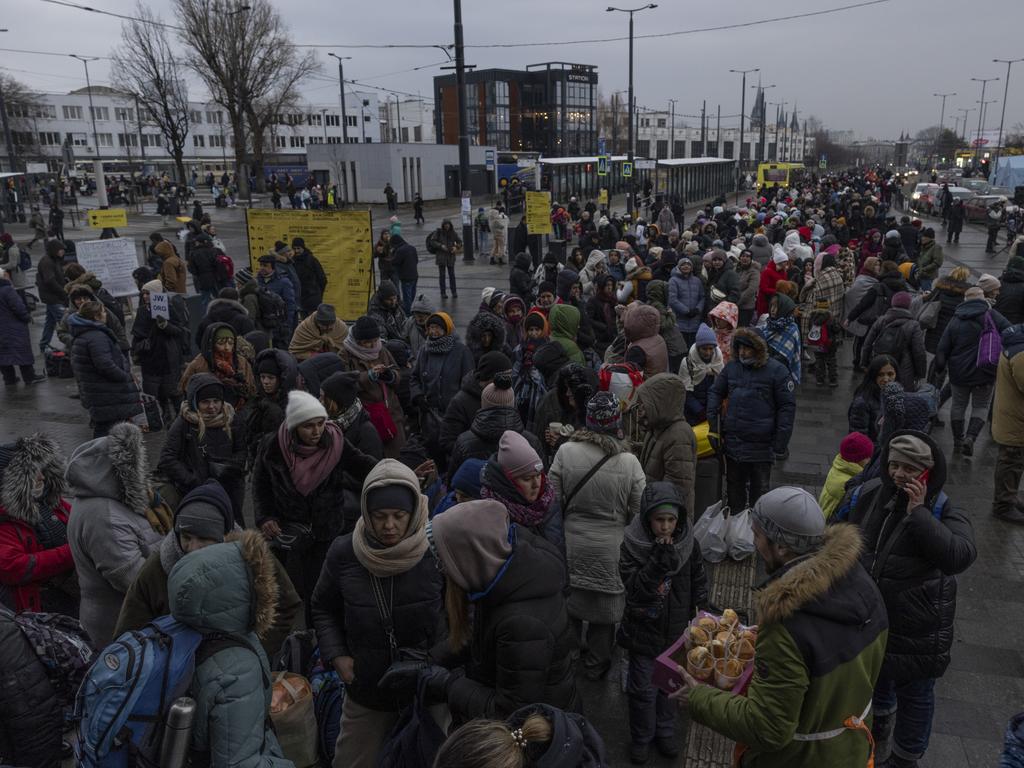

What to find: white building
left=2, top=85, right=425, bottom=177
left=379, top=98, right=435, bottom=144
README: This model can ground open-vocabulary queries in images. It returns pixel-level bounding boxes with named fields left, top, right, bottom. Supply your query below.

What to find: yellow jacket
left=818, top=454, right=864, bottom=519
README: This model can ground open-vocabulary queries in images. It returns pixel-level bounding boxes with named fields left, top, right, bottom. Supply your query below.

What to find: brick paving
left=3, top=193, right=1021, bottom=767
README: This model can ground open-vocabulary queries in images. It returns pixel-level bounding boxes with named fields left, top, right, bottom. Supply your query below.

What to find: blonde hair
left=432, top=714, right=554, bottom=768
left=948, top=266, right=971, bottom=282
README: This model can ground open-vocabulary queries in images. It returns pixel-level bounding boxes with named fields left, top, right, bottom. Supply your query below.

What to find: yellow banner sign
left=87, top=208, right=128, bottom=228
left=245, top=209, right=375, bottom=322
left=525, top=190, right=552, bottom=235
left=597, top=188, right=609, bottom=205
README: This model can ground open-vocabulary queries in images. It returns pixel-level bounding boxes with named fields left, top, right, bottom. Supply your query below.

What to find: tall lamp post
left=970, top=76, right=999, bottom=170
left=328, top=53, right=352, bottom=145
left=957, top=107, right=975, bottom=142
left=667, top=98, right=677, bottom=158
left=932, top=91, right=955, bottom=167
left=992, top=58, right=1024, bottom=179
left=451, top=0, right=475, bottom=261
left=729, top=67, right=758, bottom=200
left=70, top=54, right=107, bottom=207
left=606, top=4, right=657, bottom=218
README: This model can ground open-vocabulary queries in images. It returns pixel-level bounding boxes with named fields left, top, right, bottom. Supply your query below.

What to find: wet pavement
left=3, top=193, right=1021, bottom=767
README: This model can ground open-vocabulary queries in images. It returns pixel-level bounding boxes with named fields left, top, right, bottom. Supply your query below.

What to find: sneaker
left=23, top=374, right=45, bottom=385
left=628, top=742, right=650, bottom=765
left=995, top=507, right=1024, bottom=525
left=654, top=737, right=678, bottom=758
left=961, top=437, right=974, bottom=457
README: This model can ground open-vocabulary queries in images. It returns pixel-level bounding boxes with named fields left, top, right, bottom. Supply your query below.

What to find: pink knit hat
left=497, top=431, right=542, bottom=478
left=480, top=375, right=514, bottom=409
left=840, top=432, right=874, bottom=464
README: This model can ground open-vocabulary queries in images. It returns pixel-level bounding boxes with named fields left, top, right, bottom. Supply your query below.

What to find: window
left=63, top=105, right=83, bottom=120
left=691, top=140, right=703, bottom=157
left=657, top=118, right=666, bottom=128
left=193, top=135, right=205, bottom=148
left=706, top=141, right=717, bottom=156
left=190, top=110, right=202, bottom=124
left=636, top=139, right=650, bottom=157
left=118, top=133, right=138, bottom=147
left=656, top=139, right=668, bottom=159
left=90, top=106, right=109, bottom=121
left=401, top=127, right=409, bottom=142
left=114, top=107, right=134, bottom=121
left=308, top=113, right=322, bottom=126
left=363, top=114, right=371, bottom=122
left=326, top=136, right=343, bottom=144
left=141, top=134, right=162, bottom=148
left=97, top=133, right=113, bottom=147
left=346, top=115, right=357, bottom=127
left=38, top=132, right=62, bottom=146
left=325, top=114, right=340, bottom=127
left=673, top=140, right=686, bottom=158
left=11, top=131, right=34, bottom=145
left=66, top=132, right=89, bottom=146
left=209, top=134, right=224, bottom=147
left=289, top=135, right=306, bottom=148
left=723, top=141, right=734, bottom=159
left=7, top=104, right=30, bottom=118
left=413, top=125, right=422, bottom=142
left=308, top=136, right=323, bottom=144
left=275, top=136, right=287, bottom=148
left=34, top=104, right=56, bottom=119
left=205, top=111, right=222, bottom=124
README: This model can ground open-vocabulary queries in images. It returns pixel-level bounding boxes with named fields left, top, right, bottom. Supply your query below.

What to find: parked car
left=965, top=194, right=1009, bottom=222
left=911, top=183, right=940, bottom=213
left=958, top=178, right=991, bottom=195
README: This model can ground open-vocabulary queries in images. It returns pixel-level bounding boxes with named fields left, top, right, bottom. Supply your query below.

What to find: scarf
left=351, top=498, right=429, bottom=578
left=519, top=338, right=544, bottom=370
left=763, top=316, right=803, bottom=383
left=180, top=400, right=235, bottom=441
left=343, top=333, right=383, bottom=362
left=425, top=332, right=456, bottom=354
left=212, top=349, right=235, bottom=379
left=680, top=344, right=724, bottom=389
left=276, top=420, right=345, bottom=496
left=335, top=399, right=363, bottom=430
left=481, top=471, right=555, bottom=529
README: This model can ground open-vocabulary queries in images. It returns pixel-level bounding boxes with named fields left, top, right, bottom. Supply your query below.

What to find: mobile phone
left=917, top=469, right=930, bottom=486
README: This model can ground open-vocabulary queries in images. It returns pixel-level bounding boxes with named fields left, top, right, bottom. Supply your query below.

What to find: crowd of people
left=2, top=164, right=1023, bottom=768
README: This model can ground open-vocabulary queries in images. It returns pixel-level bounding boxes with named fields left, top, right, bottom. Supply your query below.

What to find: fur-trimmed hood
left=65, top=422, right=150, bottom=517
left=0, top=434, right=67, bottom=524
left=466, top=311, right=508, bottom=356
left=168, top=529, right=278, bottom=638
left=730, top=326, right=769, bottom=367
left=755, top=523, right=864, bottom=626
left=567, top=428, right=629, bottom=456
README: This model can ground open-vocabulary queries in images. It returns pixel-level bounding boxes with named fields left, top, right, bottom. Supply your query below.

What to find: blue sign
left=597, top=156, right=608, bottom=176
left=597, top=137, right=607, bottom=156
left=622, top=161, right=633, bottom=178
left=485, top=149, right=496, bottom=170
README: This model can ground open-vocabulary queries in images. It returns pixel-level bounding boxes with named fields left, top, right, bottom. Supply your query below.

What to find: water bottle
left=159, top=696, right=196, bottom=768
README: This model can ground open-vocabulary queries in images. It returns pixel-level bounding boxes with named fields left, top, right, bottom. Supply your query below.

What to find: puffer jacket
left=689, top=524, right=888, bottom=768
left=861, top=308, right=926, bottom=388
left=292, top=249, right=327, bottom=314
left=168, top=531, right=293, bottom=767
left=410, top=334, right=475, bottom=412
left=623, top=302, right=669, bottom=376
left=617, top=482, right=707, bottom=657
left=0, top=434, right=74, bottom=614
left=847, top=430, right=976, bottom=682
left=34, top=251, right=66, bottom=305
left=0, top=607, right=64, bottom=768
left=179, top=322, right=257, bottom=409
left=439, top=372, right=483, bottom=457
left=296, top=352, right=344, bottom=397
left=736, top=260, right=761, bottom=311
left=635, top=374, right=697, bottom=518
left=550, top=431, right=646, bottom=598
left=843, top=274, right=881, bottom=336
left=445, top=522, right=580, bottom=720
left=66, top=423, right=163, bottom=648
left=68, top=314, right=141, bottom=424
left=243, top=350, right=297, bottom=463
left=668, top=267, right=705, bottom=333
left=131, top=301, right=190, bottom=377
left=509, top=252, right=534, bottom=304
left=645, top=280, right=687, bottom=364
left=337, top=344, right=407, bottom=458
left=848, top=269, right=908, bottom=325
left=707, top=328, right=796, bottom=463
left=480, top=460, right=565, bottom=562
left=449, top=406, right=544, bottom=483
left=310, top=461, right=444, bottom=712
left=935, top=299, right=1010, bottom=388
left=923, top=275, right=969, bottom=353
left=995, top=265, right=1024, bottom=325
left=818, top=454, right=865, bottom=519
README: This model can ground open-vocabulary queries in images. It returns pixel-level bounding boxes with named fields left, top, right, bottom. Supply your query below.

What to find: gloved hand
left=419, top=664, right=458, bottom=705
left=773, top=448, right=789, bottom=463
left=707, top=431, right=721, bottom=455
left=377, top=660, right=427, bottom=691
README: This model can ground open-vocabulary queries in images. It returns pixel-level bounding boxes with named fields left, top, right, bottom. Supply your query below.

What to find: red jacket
left=756, top=261, right=788, bottom=316
left=0, top=500, right=73, bottom=612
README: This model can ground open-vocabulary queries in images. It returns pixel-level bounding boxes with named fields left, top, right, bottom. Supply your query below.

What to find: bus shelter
left=658, top=158, right=737, bottom=204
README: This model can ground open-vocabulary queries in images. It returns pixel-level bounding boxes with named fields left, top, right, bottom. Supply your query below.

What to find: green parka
left=689, top=524, right=888, bottom=768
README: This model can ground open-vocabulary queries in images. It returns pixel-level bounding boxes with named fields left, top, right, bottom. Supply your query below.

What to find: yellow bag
left=693, top=420, right=715, bottom=459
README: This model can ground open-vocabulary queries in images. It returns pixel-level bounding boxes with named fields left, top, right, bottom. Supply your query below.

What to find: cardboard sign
left=87, top=208, right=128, bottom=228
left=149, top=291, right=169, bottom=320
left=74, top=237, right=140, bottom=298
left=525, top=190, right=552, bottom=235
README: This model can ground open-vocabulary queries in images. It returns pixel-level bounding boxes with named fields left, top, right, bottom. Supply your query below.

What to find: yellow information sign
left=245, top=209, right=374, bottom=322
left=87, top=208, right=128, bottom=228
left=597, top=188, right=609, bottom=205
left=525, top=190, right=552, bottom=235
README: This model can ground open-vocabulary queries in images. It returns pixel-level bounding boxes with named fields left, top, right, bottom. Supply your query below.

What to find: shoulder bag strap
left=370, top=575, right=398, bottom=662
left=562, top=453, right=613, bottom=511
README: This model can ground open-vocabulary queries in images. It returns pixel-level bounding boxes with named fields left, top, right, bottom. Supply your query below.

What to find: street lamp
left=328, top=53, right=352, bottom=145
left=970, top=76, right=999, bottom=170
left=932, top=91, right=955, bottom=166
left=729, top=68, right=758, bottom=200
left=956, top=107, right=975, bottom=142
left=993, top=58, right=1024, bottom=178
left=667, top=98, right=677, bottom=158
left=70, top=54, right=107, bottom=207
left=606, top=3, right=657, bottom=218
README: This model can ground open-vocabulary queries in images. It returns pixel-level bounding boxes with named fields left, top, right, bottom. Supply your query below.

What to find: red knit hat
left=840, top=432, right=874, bottom=464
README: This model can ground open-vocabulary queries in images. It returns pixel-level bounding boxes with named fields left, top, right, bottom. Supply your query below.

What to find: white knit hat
left=285, top=390, right=328, bottom=430
left=142, top=279, right=163, bottom=293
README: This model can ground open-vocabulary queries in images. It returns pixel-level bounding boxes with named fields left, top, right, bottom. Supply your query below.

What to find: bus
left=756, top=162, right=808, bottom=189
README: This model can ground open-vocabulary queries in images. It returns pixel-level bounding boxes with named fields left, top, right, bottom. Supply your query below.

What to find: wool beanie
left=285, top=390, right=328, bottom=430
left=321, top=371, right=360, bottom=409
left=480, top=374, right=514, bottom=409
left=352, top=315, right=380, bottom=342
left=142, top=279, right=164, bottom=294
left=315, top=303, right=337, bottom=327
left=586, top=391, right=623, bottom=437
left=964, top=286, right=985, bottom=301
left=694, top=323, right=717, bottom=347
left=426, top=312, right=454, bottom=335
left=451, top=458, right=485, bottom=498
left=257, top=354, right=281, bottom=377
left=751, top=486, right=825, bottom=554
left=890, top=291, right=912, bottom=309
left=426, top=500, right=513, bottom=594
left=524, top=311, right=548, bottom=334
left=174, top=481, right=233, bottom=543
left=189, top=374, right=225, bottom=409
left=978, top=274, right=1001, bottom=294
left=366, top=484, right=417, bottom=514
left=476, top=351, right=513, bottom=382
left=213, top=326, right=235, bottom=343
left=497, top=430, right=543, bottom=478
left=888, top=433, right=934, bottom=471
left=411, top=294, right=435, bottom=316
left=377, top=281, right=398, bottom=300
left=684, top=241, right=700, bottom=255
left=291, top=236, right=306, bottom=249
left=840, top=432, right=874, bottom=464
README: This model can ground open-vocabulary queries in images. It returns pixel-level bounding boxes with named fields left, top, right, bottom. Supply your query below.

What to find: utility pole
left=668, top=98, right=676, bottom=158
left=611, top=92, right=619, bottom=154
left=395, top=96, right=403, bottom=143
left=70, top=54, right=107, bottom=207
left=992, top=58, right=1023, bottom=179
left=700, top=100, right=706, bottom=157
left=970, top=76, right=999, bottom=170
left=957, top=107, right=975, bottom=142
left=452, top=0, right=474, bottom=261
left=328, top=53, right=352, bottom=144
left=730, top=68, right=757, bottom=199
left=715, top=104, right=720, bottom=155
left=932, top=91, right=955, bottom=167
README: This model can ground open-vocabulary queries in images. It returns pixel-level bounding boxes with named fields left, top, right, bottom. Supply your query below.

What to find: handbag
left=911, top=294, right=941, bottom=329
left=270, top=672, right=320, bottom=768
left=377, top=675, right=448, bottom=768
left=365, top=385, right=399, bottom=442
left=130, top=393, right=164, bottom=432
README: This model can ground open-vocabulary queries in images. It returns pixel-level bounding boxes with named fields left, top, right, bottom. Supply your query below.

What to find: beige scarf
left=352, top=495, right=430, bottom=577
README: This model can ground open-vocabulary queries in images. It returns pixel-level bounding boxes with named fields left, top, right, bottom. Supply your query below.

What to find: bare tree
left=0, top=74, right=45, bottom=171
left=110, top=2, right=191, bottom=185
left=175, top=0, right=318, bottom=198
left=246, top=86, right=308, bottom=192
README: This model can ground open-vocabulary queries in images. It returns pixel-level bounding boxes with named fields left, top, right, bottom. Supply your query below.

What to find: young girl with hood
left=502, top=294, right=526, bottom=351
left=707, top=300, right=738, bottom=364
left=512, top=310, right=550, bottom=428
left=244, top=348, right=298, bottom=465
left=179, top=322, right=256, bottom=409
left=679, top=324, right=725, bottom=426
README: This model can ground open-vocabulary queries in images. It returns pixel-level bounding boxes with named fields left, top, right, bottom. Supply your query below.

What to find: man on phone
left=846, top=431, right=977, bottom=768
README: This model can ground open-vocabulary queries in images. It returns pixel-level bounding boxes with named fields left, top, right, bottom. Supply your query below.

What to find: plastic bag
left=270, top=672, right=319, bottom=768
left=694, top=501, right=728, bottom=563
left=725, top=508, right=755, bottom=561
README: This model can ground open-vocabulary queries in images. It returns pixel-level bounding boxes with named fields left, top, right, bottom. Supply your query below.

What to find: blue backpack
left=75, top=615, right=228, bottom=768
left=835, top=482, right=947, bottom=523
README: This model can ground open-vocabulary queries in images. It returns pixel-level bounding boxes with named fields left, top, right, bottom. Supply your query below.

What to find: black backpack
left=871, top=322, right=905, bottom=359
left=256, top=287, right=286, bottom=328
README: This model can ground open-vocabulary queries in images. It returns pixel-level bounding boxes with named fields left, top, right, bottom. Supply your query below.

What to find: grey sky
left=3, top=0, right=1023, bottom=141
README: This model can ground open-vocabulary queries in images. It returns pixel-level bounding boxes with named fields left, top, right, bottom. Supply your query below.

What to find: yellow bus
left=756, top=162, right=808, bottom=189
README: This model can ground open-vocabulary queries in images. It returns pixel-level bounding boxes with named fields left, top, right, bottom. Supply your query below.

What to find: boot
left=950, top=419, right=965, bottom=453
left=871, top=711, right=895, bottom=764
left=961, top=416, right=985, bottom=457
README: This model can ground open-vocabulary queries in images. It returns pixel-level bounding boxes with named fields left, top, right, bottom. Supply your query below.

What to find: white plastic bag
left=726, top=508, right=755, bottom=561
left=694, top=501, right=729, bottom=563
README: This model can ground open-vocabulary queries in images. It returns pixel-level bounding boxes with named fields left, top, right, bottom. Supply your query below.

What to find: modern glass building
left=434, top=62, right=598, bottom=155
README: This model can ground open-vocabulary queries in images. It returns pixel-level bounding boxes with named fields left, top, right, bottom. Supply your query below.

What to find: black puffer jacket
left=0, top=608, right=63, bottom=768
left=293, top=249, right=327, bottom=314
left=296, top=352, right=344, bottom=397
left=131, top=301, right=190, bottom=377
left=448, top=406, right=543, bottom=483
left=861, top=308, right=927, bottom=388
left=509, top=252, right=534, bottom=304
left=439, top=372, right=482, bottom=456
left=187, top=236, right=219, bottom=291
left=847, top=430, right=977, bottom=682
left=68, top=314, right=141, bottom=423
left=244, top=349, right=298, bottom=463
left=617, top=482, right=708, bottom=657
left=446, top=527, right=579, bottom=720
left=194, top=298, right=251, bottom=349
left=848, top=269, right=908, bottom=323
left=935, top=300, right=1010, bottom=388
left=995, top=265, right=1024, bottom=325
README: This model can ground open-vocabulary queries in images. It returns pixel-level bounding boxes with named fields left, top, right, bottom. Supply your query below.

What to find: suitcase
left=43, top=346, right=73, bottom=378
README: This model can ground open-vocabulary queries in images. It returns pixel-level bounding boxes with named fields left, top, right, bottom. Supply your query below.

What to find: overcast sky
left=3, top=0, right=1023, bottom=141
